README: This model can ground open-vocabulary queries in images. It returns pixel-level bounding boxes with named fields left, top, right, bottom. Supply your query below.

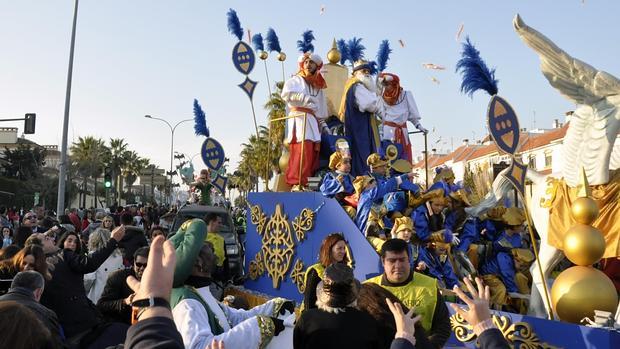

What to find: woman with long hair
left=0, top=244, right=51, bottom=293
left=302, top=233, right=350, bottom=311
left=57, top=231, right=82, bottom=255
left=84, top=228, right=124, bottom=303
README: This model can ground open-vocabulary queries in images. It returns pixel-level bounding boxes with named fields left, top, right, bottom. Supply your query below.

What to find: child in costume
left=320, top=151, right=356, bottom=218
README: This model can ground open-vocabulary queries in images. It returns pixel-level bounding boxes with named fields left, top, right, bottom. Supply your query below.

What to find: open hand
left=386, top=298, right=421, bottom=345
left=126, top=235, right=176, bottom=302
left=450, top=277, right=492, bottom=328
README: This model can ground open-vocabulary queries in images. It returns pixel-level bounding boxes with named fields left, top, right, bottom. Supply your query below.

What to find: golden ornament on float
left=562, top=224, right=605, bottom=266
left=258, top=51, right=268, bottom=60
left=570, top=196, right=599, bottom=225
left=277, top=52, right=287, bottom=62
left=551, top=266, right=618, bottom=324
left=327, top=38, right=341, bottom=65
left=551, top=167, right=619, bottom=323
left=278, top=145, right=290, bottom=173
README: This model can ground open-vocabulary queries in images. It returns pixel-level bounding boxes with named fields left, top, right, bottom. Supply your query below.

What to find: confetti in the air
left=422, top=63, right=446, bottom=70
left=455, top=23, right=465, bottom=42
left=430, top=77, right=441, bottom=84
left=320, top=5, right=325, bottom=15
left=398, top=39, right=405, bottom=48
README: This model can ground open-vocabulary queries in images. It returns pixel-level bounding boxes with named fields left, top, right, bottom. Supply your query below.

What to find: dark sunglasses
left=134, top=262, right=147, bottom=269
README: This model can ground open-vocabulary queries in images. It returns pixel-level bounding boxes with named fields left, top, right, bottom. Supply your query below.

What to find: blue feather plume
left=376, top=40, right=391, bottom=72
left=368, top=61, right=378, bottom=75
left=346, top=37, right=365, bottom=65
left=251, top=33, right=264, bottom=52
left=296, top=30, right=315, bottom=53
left=226, top=9, right=243, bottom=41
left=193, top=99, right=210, bottom=138
left=455, top=37, right=499, bottom=97
left=336, top=39, right=349, bottom=65
left=265, top=28, right=281, bottom=53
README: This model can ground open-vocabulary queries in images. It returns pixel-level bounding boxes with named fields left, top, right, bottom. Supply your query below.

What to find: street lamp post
left=144, top=115, right=192, bottom=204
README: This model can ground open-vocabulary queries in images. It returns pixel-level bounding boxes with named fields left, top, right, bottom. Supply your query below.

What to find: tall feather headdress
left=226, top=9, right=243, bottom=41
left=346, top=37, right=365, bottom=65
left=251, top=33, right=264, bottom=52
left=336, top=39, right=349, bottom=65
left=296, top=30, right=315, bottom=53
left=376, top=40, right=392, bottom=73
left=266, top=28, right=282, bottom=53
left=193, top=99, right=210, bottom=138
left=455, top=37, right=499, bottom=97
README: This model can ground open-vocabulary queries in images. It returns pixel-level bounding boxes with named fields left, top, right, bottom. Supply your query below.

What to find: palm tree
left=108, top=138, right=128, bottom=202
left=70, top=136, right=109, bottom=206
left=122, top=151, right=150, bottom=198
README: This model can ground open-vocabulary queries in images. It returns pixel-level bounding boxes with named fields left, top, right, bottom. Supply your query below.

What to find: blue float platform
left=243, top=192, right=620, bottom=348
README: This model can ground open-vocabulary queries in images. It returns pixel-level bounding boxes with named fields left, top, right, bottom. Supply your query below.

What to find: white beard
left=355, top=72, right=376, bottom=93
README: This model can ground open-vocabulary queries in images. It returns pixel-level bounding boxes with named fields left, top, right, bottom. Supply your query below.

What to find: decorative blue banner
left=201, top=137, right=226, bottom=171
left=211, top=174, right=228, bottom=195
left=503, top=156, right=528, bottom=195
left=238, top=76, right=258, bottom=100
left=232, top=41, right=256, bottom=75
left=487, top=95, right=521, bottom=155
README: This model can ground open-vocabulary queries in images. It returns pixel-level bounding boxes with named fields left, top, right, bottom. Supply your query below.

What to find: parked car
left=171, top=204, right=245, bottom=282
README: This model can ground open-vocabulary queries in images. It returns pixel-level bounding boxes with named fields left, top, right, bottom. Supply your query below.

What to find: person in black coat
left=294, top=264, right=381, bottom=349
left=37, top=226, right=129, bottom=347
left=97, top=246, right=149, bottom=324
left=0, top=271, right=66, bottom=348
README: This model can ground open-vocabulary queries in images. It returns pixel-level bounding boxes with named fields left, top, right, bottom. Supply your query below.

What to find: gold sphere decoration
left=563, top=224, right=606, bottom=265
left=551, top=266, right=618, bottom=324
left=277, top=52, right=287, bottom=62
left=571, top=196, right=599, bottom=225
left=259, top=51, right=268, bottom=60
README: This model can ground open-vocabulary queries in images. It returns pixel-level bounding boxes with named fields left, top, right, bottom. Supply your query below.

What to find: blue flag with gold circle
left=201, top=137, right=226, bottom=171
left=487, top=95, right=521, bottom=155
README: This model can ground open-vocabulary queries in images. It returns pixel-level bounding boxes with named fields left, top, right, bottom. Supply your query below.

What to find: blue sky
left=1, top=0, right=618, bottom=174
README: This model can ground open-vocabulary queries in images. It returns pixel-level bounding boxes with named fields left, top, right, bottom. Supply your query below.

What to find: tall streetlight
left=144, top=115, right=192, bottom=203
left=56, top=0, right=80, bottom=215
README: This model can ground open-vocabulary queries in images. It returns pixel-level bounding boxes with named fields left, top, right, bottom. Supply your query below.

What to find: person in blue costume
left=418, top=242, right=459, bottom=289
left=479, top=208, right=529, bottom=308
left=338, top=61, right=381, bottom=177
left=354, top=172, right=416, bottom=235
left=411, top=189, right=454, bottom=244
left=366, top=153, right=388, bottom=185
left=479, top=248, right=534, bottom=311
left=320, top=151, right=356, bottom=218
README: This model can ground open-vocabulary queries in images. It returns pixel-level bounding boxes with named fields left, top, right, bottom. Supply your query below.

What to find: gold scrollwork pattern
left=290, top=259, right=306, bottom=293
left=262, top=204, right=295, bottom=289
left=540, top=176, right=560, bottom=208
left=292, top=208, right=315, bottom=242
left=450, top=313, right=558, bottom=349
left=250, top=204, right=268, bottom=235
left=249, top=251, right=266, bottom=280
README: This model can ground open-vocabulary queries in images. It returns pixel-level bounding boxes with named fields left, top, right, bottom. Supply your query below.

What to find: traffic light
left=24, top=113, right=36, bottom=134
left=104, top=167, right=112, bottom=188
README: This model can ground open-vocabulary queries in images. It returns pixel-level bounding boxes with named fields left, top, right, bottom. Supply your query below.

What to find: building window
left=528, top=156, right=536, bottom=170
left=544, top=152, right=552, bottom=168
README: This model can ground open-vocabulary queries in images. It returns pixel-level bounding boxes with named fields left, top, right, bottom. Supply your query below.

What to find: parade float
left=204, top=9, right=620, bottom=348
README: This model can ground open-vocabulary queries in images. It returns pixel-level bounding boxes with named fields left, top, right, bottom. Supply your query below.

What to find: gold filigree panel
left=250, top=204, right=268, bottom=235
left=248, top=202, right=318, bottom=291
left=450, top=313, right=559, bottom=349
left=292, top=208, right=315, bottom=242
left=262, top=204, right=295, bottom=289
left=290, top=259, right=306, bottom=293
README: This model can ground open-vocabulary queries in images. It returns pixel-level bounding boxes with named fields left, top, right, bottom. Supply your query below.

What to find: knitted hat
left=316, top=264, right=360, bottom=309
